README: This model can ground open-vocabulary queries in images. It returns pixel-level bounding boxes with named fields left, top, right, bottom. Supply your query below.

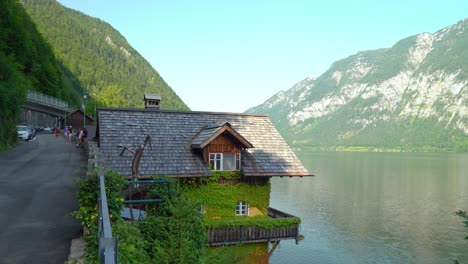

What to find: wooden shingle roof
left=97, top=108, right=309, bottom=178
left=190, top=122, right=253, bottom=149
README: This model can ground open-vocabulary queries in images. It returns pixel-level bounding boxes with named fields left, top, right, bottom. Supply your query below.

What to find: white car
left=17, top=125, right=31, bottom=141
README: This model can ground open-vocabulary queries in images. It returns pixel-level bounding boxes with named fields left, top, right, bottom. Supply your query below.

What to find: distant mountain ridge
left=22, top=0, right=188, bottom=111
left=247, top=19, right=468, bottom=151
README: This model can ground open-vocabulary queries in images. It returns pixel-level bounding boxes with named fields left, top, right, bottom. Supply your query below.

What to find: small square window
left=235, top=201, right=248, bottom=216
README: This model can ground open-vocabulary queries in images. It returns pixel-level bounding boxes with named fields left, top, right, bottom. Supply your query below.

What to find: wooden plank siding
left=206, top=225, right=298, bottom=246
left=203, top=133, right=242, bottom=162
left=206, top=207, right=300, bottom=246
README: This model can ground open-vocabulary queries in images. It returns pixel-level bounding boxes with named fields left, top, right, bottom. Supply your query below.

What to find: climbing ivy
left=183, top=174, right=301, bottom=230
left=206, top=171, right=242, bottom=182
left=183, top=177, right=270, bottom=221
left=206, top=243, right=266, bottom=264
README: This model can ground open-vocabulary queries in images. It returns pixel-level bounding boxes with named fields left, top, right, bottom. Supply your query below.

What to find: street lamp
left=63, top=102, right=69, bottom=129
left=83, top=91, right=88, bottom=128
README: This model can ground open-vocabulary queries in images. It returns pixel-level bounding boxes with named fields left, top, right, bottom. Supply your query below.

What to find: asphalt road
left=0, top=134, right=85, bottom=264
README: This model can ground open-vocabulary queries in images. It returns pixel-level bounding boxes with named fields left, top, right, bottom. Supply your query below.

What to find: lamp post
left=63, top=102, right=69, bottom=130
left=83, top=91, right=88, bottom=128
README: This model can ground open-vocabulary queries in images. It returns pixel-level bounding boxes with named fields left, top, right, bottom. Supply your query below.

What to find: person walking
left=76, top=128, right=84, bottom=148
left=68, top=126, right=73, bottom=141
left=54, top=127, right=59, bottom=138
left=75, top=127, right=88, bottom=148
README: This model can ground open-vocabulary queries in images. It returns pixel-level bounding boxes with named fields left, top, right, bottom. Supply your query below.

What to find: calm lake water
left=270, top=152, right=468, bottom=264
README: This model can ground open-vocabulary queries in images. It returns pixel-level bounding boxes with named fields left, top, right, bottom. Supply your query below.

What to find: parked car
left=43, top=126, right=52, bottom=133
left=34, top=126, right=44, bottom=132
left=17, top=125, right=31, bottom=141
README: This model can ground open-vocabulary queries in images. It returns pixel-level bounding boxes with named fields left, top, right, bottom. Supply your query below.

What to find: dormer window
left=209, top=153, right=241, bottom=171
left=191, top=122, right=252, bottom=172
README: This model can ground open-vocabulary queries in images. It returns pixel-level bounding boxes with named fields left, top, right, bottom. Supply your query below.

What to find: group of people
left=55, top=125, right=88, bottom=147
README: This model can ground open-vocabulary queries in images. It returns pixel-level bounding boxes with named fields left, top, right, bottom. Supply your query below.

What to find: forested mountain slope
left=22, top=0, right=189, bottom=110
left=0, top=0, right=79, bottom=149
left=247, top=19, right=468, bottom=152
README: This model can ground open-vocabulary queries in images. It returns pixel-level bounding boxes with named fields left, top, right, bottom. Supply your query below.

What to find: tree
left=97, top=84, right=126, bottom=107
left=140, top=180, right=207, bottom=264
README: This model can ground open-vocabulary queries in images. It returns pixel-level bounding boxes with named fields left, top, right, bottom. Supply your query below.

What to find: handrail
left=26, top=90, right=74, bottom=112
left=98, top=173, right=118, bottom=264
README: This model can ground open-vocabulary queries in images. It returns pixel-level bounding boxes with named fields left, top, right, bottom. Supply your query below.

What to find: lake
left=269, top=152, right=468, bottom=264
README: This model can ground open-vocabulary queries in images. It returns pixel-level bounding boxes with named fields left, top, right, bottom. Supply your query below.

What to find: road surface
left=0, top=134, right=84, bottom=264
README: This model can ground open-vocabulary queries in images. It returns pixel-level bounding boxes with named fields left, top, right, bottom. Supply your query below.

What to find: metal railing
left=26, top=90, right=74, bottom=112
left=98, top=173, right=118, bottom=264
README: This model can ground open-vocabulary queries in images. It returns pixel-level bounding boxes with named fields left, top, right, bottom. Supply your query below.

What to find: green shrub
left=72, top=170, right=125, bottom=228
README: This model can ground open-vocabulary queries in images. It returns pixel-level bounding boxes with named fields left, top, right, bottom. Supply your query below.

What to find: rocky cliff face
left=247, top=19, right=468, bottom=151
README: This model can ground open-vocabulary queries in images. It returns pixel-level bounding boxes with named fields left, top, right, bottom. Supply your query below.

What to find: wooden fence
left=206, top=207, right=300, bottom=246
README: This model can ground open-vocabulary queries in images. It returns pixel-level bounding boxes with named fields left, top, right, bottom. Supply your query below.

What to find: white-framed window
left=209, top=153, right=222, bottom=170
left=209, top=153, right=241, bottom=171
left=235, top=201, right=249, bottom=216
left=235, top=153, right=240, bottom=170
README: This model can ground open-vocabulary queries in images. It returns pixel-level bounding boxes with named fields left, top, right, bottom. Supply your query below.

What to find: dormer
left=144, top=93, right=161, bottom=110
left=191, top=122, right=253, bottom=171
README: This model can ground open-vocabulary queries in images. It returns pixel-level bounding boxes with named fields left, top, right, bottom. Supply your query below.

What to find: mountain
left=247, top=19, right=468, bottom=152
left=21, top=0, right=189, bottom=111
left=0, top=0, right=80, bottom=149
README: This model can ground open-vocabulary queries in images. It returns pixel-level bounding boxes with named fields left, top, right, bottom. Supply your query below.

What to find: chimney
left=144, top=93, right=161, bottom=110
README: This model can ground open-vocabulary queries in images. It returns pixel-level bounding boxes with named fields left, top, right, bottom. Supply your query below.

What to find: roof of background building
left=62, top=109, right=95, bottom=121
left=96, top=108, right=309, bottom=178
left=143, top=94, right=161, bottom=100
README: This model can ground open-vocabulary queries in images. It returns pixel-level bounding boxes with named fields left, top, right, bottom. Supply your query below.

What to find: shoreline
left=292, top=146, right=466, bottom=153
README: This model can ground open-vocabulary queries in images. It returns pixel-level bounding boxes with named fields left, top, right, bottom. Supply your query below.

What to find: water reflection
left=270, top=152, right=468, bottom=264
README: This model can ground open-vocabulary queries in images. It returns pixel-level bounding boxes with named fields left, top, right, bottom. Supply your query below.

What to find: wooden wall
left=202, top=132, right=242, bottom=162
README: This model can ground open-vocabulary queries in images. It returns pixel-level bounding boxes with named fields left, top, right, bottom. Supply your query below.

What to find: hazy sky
left=57, top=0, right=467, bottom=113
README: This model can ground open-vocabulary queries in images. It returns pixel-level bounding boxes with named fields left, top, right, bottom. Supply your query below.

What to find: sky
left=57, top=0, right=467, bottom=113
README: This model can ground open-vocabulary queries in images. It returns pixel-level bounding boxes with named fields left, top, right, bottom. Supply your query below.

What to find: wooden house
left=58, top=109, right=94, bottom=131
left=95, top=95, right=310, bottom=259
